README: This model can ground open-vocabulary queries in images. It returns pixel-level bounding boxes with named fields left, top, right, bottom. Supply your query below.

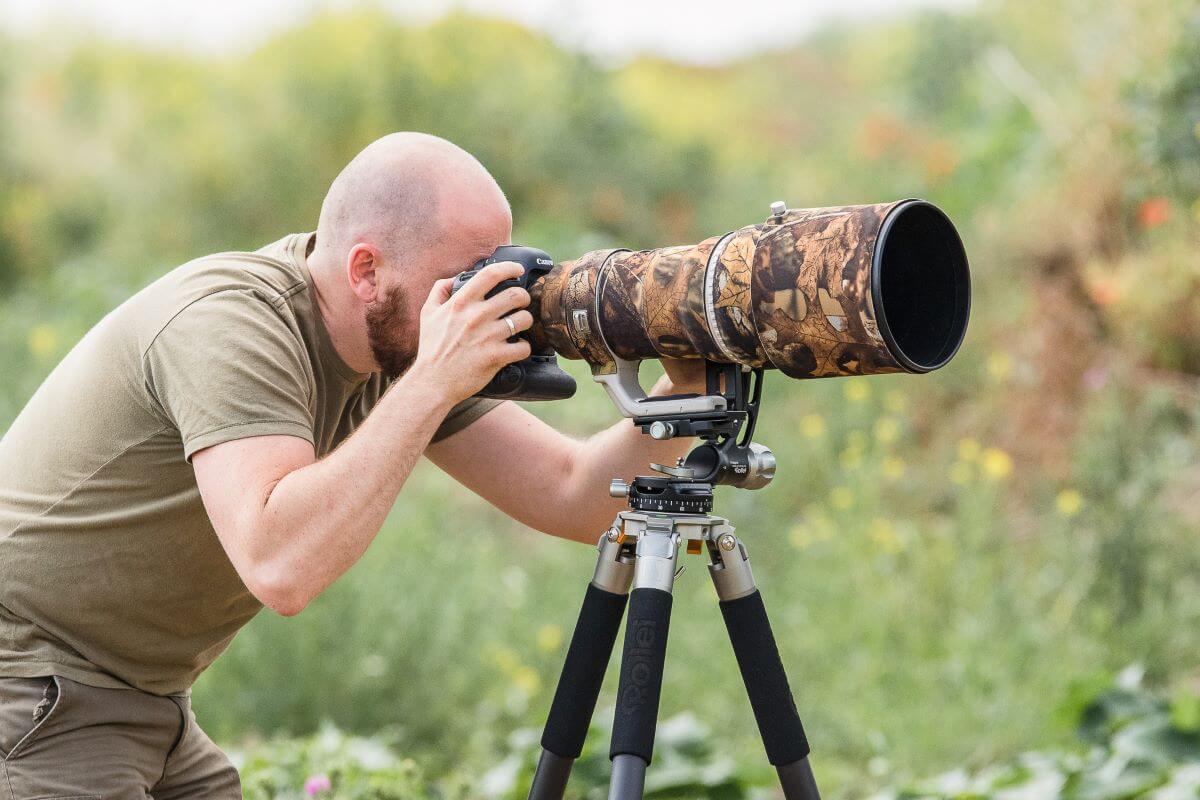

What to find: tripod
left=525, top=365, right=821, bottom=800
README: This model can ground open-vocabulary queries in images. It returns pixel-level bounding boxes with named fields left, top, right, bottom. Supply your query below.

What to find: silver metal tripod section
left=707, top=533, right=757, bottom=601
left=616, top=510, right=737, bottom=592
left=617, top=510, right=734, bottom=544
left=631, top=524, right=681, bottom=593
left=611, top=510, right=756, bottom=601
left=591, top=529, right=635, bottom=595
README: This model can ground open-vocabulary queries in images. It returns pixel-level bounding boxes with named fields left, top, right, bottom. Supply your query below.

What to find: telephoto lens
left=531, top=199, right=970, bottom=380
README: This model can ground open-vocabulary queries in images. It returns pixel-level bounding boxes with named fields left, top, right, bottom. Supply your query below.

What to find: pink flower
left=1083, top=366, right=1109, bottom=392
left=304, top=774, right=332, bottom=796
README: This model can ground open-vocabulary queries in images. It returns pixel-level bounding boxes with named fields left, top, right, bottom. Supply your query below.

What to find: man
left=0, top=133, right=701, bottom=798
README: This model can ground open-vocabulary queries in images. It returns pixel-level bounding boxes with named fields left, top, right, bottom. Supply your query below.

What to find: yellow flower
left=883, top=390, right=908, bottom=414
left=1056, top=488, right=1083, bottom=517
left=874, top=418, right=900, bottom=444
left=869, top=518, right=904, bottom=554
left=981, top=448, right=1013, bottom=480
left=844, top=381, right=871, bottom=403
left=536, top=624, right=563, bottom=652
left=800, top=414, right=825, bottom=439
left=948, top=461, right=972, bottom=485
left=27, top=324, right=59, bottom=359
left=489, top=646, right=520, bottom=673
left=513, top=665, right=541, bottom=696
left=882, top=456, right=906, bottom=479
left=986, top=352, right=1013, bottom=382
left=799, top=509, right=834, bottom=543
left=789, top=523, right=812, bottom=550
left=840, top=447, right=863, bottom=470
left=831, top=486, right=853, bottom=509
left=956, top=438, right=981, bottom=462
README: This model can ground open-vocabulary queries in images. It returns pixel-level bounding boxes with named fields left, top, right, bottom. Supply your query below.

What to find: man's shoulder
left=176, top=233, right=311, bottom=308
left=121, top=234, right=314, bottom=353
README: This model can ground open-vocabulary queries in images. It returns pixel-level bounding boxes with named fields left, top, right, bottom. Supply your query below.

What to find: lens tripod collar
left=593, top=357, right=728, bottom=418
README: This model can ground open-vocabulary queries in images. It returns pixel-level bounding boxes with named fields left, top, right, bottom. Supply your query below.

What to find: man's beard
left=365, top=285, right=417, bottom=380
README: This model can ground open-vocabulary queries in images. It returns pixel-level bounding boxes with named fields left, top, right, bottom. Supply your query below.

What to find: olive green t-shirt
left=0, top=232, right=499, bottom=696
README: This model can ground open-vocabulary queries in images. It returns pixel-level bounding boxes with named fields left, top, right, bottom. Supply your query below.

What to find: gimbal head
left=609, top=362, right=776, bottom=514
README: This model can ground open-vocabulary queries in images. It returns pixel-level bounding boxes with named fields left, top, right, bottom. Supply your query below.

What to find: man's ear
left=346, top=243, right=382, bottom=303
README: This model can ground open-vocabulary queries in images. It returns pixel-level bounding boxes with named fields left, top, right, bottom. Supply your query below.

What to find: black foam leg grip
left=540, top=583, right=629, bottom=758
left=719, top=590, right=810, bottom=766
left=609, top=587, right=673, bottom=764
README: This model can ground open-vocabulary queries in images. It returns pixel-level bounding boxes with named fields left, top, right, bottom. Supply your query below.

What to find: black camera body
left=449, top=245, right=576, bottom=401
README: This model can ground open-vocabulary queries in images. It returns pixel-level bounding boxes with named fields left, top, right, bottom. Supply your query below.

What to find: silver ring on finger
left=503, top=316, right=517, bottom=338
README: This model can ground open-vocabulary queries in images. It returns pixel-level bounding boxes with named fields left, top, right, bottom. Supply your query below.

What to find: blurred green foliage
left=234, top=670, right=1200, bottom=799
left=1, top=1, right=1199, bottom=797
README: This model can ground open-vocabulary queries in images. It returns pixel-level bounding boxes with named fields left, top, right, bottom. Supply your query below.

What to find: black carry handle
left=609, top=587, right=673, bottom=764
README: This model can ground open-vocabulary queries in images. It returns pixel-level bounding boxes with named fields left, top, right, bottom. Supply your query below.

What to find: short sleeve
left=431, top=398, right=503, bottom=443
left=143, top=290, right=316, bottom=460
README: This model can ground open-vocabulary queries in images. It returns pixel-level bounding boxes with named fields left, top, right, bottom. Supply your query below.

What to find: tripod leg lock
left=708, top=533, right=756, bottom=601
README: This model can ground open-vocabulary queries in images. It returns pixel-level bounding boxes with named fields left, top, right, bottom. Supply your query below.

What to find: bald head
left=314, top=132, right=510, bottom=270
left=306, top=132, right=514, bottom=377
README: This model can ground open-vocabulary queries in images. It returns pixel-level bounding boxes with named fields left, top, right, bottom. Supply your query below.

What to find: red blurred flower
left=1090, top=279, right=1119, bottom=306
left=1137, top=197, right=1171, bottom=229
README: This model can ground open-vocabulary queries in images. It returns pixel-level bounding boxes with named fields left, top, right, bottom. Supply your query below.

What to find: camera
left=449, top=245, right=576, bottom=401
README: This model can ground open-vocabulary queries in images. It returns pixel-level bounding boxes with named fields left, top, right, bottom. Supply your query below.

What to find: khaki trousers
left=0, top=676, right=240, bottom=800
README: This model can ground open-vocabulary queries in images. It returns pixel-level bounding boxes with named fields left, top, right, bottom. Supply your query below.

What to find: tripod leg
left=529, top=529, right=634, bottom=800
left=709, top=534, right=821, bottom=800
left=607, top=528, right=681, bottom=800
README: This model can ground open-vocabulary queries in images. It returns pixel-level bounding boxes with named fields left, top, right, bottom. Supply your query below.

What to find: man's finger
left=455, top=261, right=524, bottom=304
left=498, top=339, right=533, bottom=364
left=505, top=309, right=534, bottom=334
left=480, top=285, right=531, bottom=319
left=427, top=277, right=455, bottom=307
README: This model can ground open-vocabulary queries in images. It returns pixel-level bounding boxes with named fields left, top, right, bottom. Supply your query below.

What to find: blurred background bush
left=1, top=0, right=1198, bottom=796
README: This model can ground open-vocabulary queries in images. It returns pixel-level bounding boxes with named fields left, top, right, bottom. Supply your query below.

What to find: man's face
left=366, top=191, right=513, bottom=379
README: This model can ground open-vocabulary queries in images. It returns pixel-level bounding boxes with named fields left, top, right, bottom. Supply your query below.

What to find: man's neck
left=305, top=248, right=376, bottom=375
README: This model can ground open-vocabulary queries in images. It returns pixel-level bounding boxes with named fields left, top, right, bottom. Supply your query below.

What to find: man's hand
left=411, top=262, right=532, bottom=403
left=657, top=357, right=707, bottom=396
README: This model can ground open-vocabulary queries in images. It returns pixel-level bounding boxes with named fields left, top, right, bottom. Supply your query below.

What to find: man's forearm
left=250, top=367, right=453, bottom=612
left=557, top=374, right=700, bottom=539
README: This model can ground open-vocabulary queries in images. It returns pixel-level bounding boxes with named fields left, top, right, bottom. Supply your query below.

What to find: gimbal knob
left=648, top=420, right=676, bottom=440
left=609, top=479, right=630, bottom=498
